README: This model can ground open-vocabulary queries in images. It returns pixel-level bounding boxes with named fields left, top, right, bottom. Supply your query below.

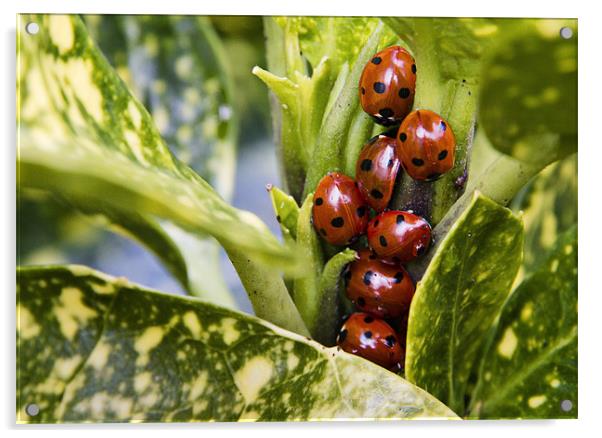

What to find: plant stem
left=223, top=243, right=310, bottom=337
left=292, top=194, right=325, bottom=337
left=316, top=248, right=357, bottom=346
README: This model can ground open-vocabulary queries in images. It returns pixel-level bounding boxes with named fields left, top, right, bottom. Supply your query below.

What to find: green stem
left=223, top=243, right=310, bottom=337
left=316, top=248, right=357, bottom=346
left=292, top=194, right=324, bottom=336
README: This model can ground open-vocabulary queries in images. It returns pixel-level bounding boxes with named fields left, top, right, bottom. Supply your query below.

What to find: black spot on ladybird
left=412, top=158, right=424, bottom=167
left=373, top=82, right=386, bottom=94
left=357, top=297, right=366, bottom=307
left=388, top=159, right=394, bottom=168
left=363, top=271, right=373, bottom=285
left=399, top=133, right=407, bottom=142
left=398, top=87, right=411, bottom=99
left=394, top=272, right=404, bottom=283
left=357, top=206, right=366, bottom=217
left=364, top=331, right=373, bottom=339
left=440, top=121, right=447, bottom=131
left=380, top=235, right=388, bottom=247
left=361, top=87, right=366, bottom=95
left=331, top=217, right=344, bottom=228
left=379, top=108, right=394, bottom=118
left=373, top=220, right=380, bottom=227
left=364, top=315, right=374, bottom=323
left=371, top=56, right=382, bottom=65
left=315, top=197, right=323, bottom=206
left=370, top=189, right=384, bottom=199
left=396, top=214, right=404, bottom=224
left=338, top=329, right=348, bottom=343
left=360, top=159, right=372, bottom=171
left=385, top=335, right=396, bottom=347
left=438, top=150, right=448, bottom=160
left=411, top=64, right=417, bottom=74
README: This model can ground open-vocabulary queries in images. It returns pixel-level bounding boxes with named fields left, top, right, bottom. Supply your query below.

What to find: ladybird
left=359, top=46, right=416, bottom=126
left=337, top=313, right=403, bottom=370
left=367, top=210, right=432, bottom=263
left=344, top=249, right=415, bottom=319
left=355, top=135, right=401, bottom=212
left=312, top=172, right=369, bottom=246
left=396, top=109, right=456, bottom=181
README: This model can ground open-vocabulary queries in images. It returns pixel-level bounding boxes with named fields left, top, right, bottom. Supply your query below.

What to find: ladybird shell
left=312, top=172, right=369, bottom=246
left=396, top=109, right=456, bottom=181
left=359, top=46, right=416, bottom=126
left=367, top=210, right=432, bottom=263
left=344, top=249, right=415, bottom=319
left=337, top=313, right=403, bottom=370
left=355, top=135, right=402, bottom=212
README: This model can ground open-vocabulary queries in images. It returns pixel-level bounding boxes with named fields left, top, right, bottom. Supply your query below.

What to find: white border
left=3, top=1, right=601, bottom=438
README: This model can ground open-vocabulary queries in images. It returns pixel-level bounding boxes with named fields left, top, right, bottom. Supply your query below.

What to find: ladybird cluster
left=311, top=45, right=457, bottom=371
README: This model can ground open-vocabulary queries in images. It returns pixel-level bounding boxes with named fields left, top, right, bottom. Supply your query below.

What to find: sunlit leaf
left=17, top=14, right=299, bottom=274
left=469, top=227, right=577, bottom=419
left=405, top=192, right=523, bottom=415
left=479, top=19, right=577, bottom=164
left=17, top=265, right=457, bottom=422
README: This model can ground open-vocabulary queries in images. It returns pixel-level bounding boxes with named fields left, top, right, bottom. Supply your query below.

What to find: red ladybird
left=367, top=210, right=432, bottom=263
left=312, top=172, right=369, bottom=246
left=396, top=109, right=456, bottom=181
left=337, top=313, right=403, bottom=370
left=344, top=249, right=415, bottom=319
left=355, top=135, right=401, bottom=212
left=359, top=46, right=416, bottom=126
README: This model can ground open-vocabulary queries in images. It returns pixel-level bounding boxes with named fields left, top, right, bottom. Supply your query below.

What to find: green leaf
left=17, top=14, right=299, bottom=274
left=17, top=265, right=457, bottom=422
left=512, top=154, right=577, bottom=277
left=84, top=15, right=238, bottom=192
left=268, top=185, right=299, bottom=243
left=85, top=14, right=241, bottom=305
left=469, top=226, right=577, bottom=419
left=479, top=19, right=577, bottom=165
left=405, top=192, right=524, bottom=415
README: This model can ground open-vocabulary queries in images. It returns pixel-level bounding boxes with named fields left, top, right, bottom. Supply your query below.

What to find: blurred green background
left=17, top=16, right=276, bottom=313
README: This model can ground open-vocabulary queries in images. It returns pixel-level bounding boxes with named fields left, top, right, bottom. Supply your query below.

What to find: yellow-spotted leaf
left=17, top=14, right=299, bottom=273
left=17, top=265, right=457, bottom=423
left=512, top=155, right=577, bottom=276
left=479, top=20, right=577, bottom=165
left=405, top=192, right=523, bottom=415
left=469, top=226, right=577, bottom=419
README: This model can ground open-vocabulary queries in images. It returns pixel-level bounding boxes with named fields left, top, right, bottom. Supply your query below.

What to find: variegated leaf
left=469, top=226, right=577, bottom=419
left=479, top=19, right=577, bottom=165
left=405, top=192, right=523, bottom=415
left=17, top=265, right=457, bottom=422
left=17, top=14, right=299, bottom=274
